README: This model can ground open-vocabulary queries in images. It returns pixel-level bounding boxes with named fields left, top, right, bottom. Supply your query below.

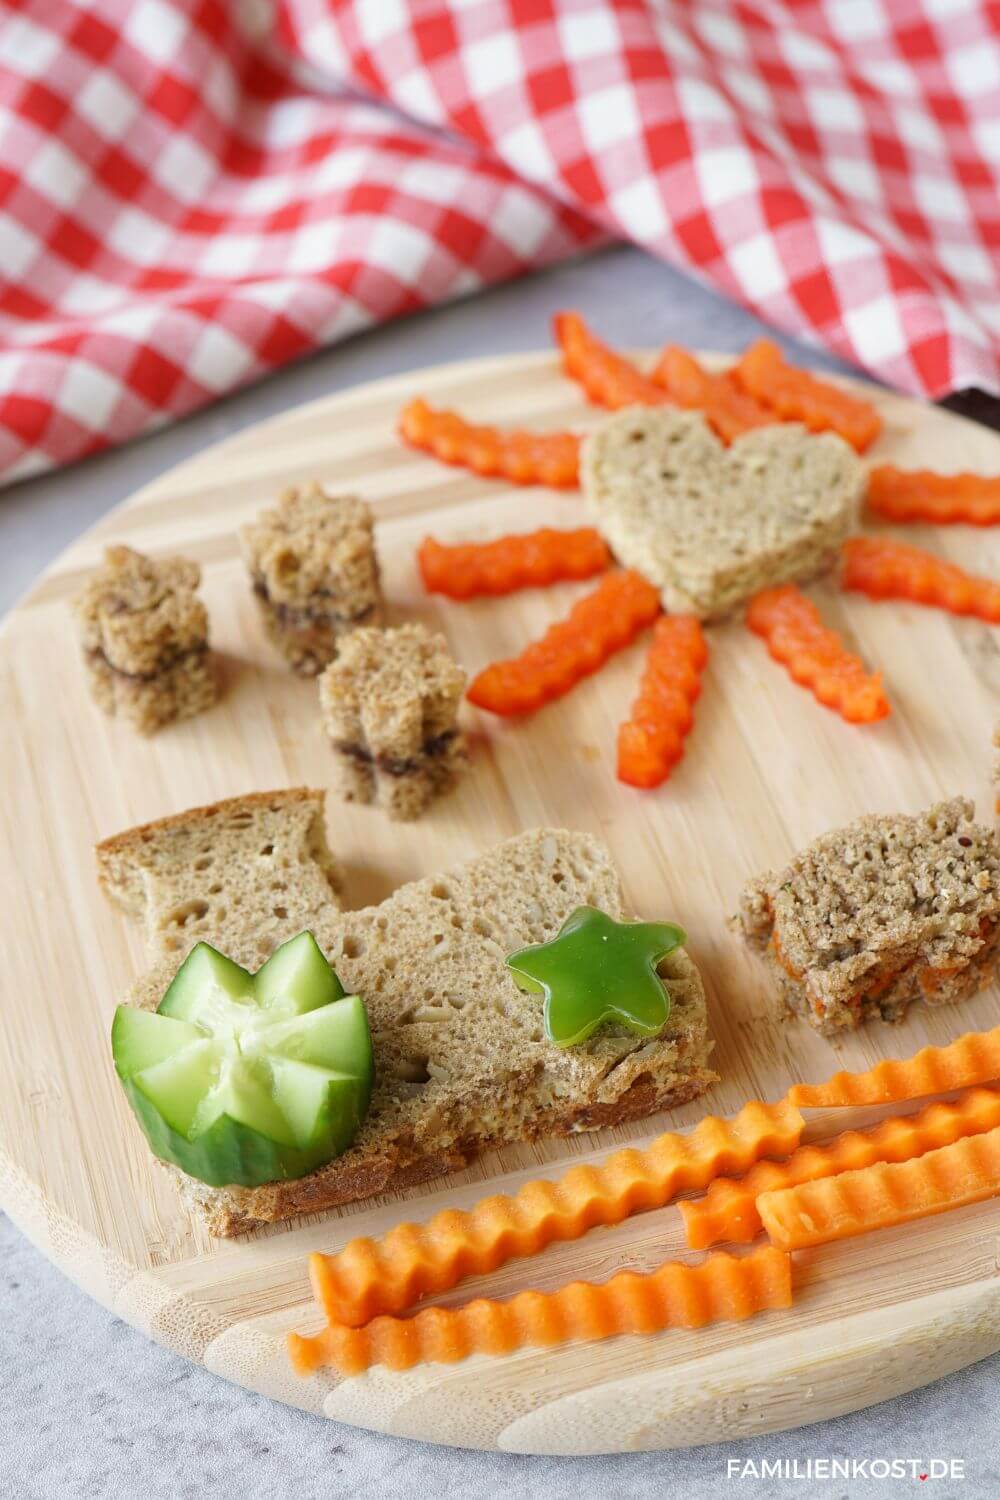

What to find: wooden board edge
left=0, top=1145, right=235, bottom=1369
left=10, top=1104, right=1000, bottom=1446
left=309, top=1275, right=1000, bottom=1453
left=9, top=1118, right=999, bottom=1457
left=202, top=1321, right=332, bottom=1417
left=497, top=1276, right=1000, bottom=1454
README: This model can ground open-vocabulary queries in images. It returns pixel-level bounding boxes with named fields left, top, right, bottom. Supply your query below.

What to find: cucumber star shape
left=111, top=931, right=374, bottom=1188
left=506, top=905, right=686, bottom=1048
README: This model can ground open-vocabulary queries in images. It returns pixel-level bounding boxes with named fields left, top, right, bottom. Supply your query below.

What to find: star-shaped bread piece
left=506, top=905, right=685, bottom=1048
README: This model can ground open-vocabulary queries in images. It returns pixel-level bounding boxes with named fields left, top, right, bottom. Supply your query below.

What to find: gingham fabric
left=2, top=1, right=999, bottom=486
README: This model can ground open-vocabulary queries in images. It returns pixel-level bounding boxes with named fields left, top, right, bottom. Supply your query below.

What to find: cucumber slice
left=206, top=1055, right=298, bottom=1147
left=263, top=994, right=372, bottom=1073
left=254, top=931, right=345, bottom=1015
left=132, top=1039, right=222, bottom=1137
left=269, top=1058, right=363, bottom=1152
left=111, top=1006, right=202, bottom=1079
left=158, top=942, right=254, bottom=1023
left=111, top=930, right=374, bottom=1188
left=119, top=1077, right=336, bottom=1187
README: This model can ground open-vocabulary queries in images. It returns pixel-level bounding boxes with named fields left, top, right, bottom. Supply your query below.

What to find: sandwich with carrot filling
left=738, top=798, right=1000, bottom=1033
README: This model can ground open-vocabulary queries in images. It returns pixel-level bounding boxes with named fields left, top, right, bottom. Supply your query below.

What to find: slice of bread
left=580, top=407, right=862, bottom=619
left=98, top=790, right=716, bottom=1235
left=738, top=797, right=1000, bottom=1034
left=97, top=789, right=343, bottom=962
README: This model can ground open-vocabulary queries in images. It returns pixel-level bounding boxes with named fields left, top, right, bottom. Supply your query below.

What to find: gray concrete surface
left=2, top=245, right=997, bottom=1499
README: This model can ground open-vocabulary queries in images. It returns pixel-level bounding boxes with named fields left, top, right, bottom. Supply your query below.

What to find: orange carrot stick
left=787, top=1024, right=1000, bottom=1108
left=681, top=1087, right=1000, bottom=1249
left=841, top=535, right=1000, bottom=624
left=399, top=398, right=581, bottom=488
left=650, top=346, right=775, bottom=443
left=866, top=466, right=1000, bottom=527
left=746, top=584, right=890, bottom=724
left=733, top=339, right=882, bottom=452
left=758, top=1126, right=1000, bottom=1250
left=418, top=528, right=611, bottom=599
left=554, top=311, right=668, bottom=410
left=289, top=1245, right=792, bottom=1375
left=617, top=615, right=709, bottom=788
left=467, top=568, right=662, bottom=716
left=307, top=1099, right=803, bottom=1328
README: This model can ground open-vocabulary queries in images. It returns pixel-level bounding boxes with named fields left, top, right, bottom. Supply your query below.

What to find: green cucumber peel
left=112, top=932, right=373, bottom=1188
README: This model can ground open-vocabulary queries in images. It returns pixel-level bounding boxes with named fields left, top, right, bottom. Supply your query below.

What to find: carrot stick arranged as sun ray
left=681, top=1087, right=1000, bottom=1249
left=399, top=398, right=581, bottom=488
left=466, top=568, right=662, bottom=716
left=841, top=536, right=1000, bottom=624
left=418, top=529, right=611, bottom=599
left=617, top=616, right=709, bottom=788
left=758, top=1127, right=1000, bottom=1251
left=554, top=311, right=668, bottom=410
left=288, top=1246, right=793, bottom=1375
left=650, top=346, right=775, bottom=443
left=866, top=466, right=1000, bottom=527
left=746, top=584, right=890, bottom=724
left=787, top=1024, right=1000, bottom=1108
left=305, top=1100, right=803, bottom=1328
left=733, top=339, right=882, bottom=452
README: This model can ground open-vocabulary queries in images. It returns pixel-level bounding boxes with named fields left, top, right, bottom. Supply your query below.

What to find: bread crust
left=96, top=787, right=321, bottom=865
left=184, top=1070, right=715, bottom=1237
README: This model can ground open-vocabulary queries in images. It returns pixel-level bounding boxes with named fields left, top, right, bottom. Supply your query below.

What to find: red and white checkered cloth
left=3, top=1, right=999, bottom=486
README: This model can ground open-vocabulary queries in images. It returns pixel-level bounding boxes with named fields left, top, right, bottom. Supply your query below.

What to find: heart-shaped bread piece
left=580, top=408, right=863, bottom=619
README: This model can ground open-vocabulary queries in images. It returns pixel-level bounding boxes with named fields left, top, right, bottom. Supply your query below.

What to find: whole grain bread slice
left=580, top=407, right=862, bottom=619
left=738, top=796, right=1000, bottom=1033
left=97, top=790, right=716, bottom=1235
left=97, top=789, right=343, bottom=961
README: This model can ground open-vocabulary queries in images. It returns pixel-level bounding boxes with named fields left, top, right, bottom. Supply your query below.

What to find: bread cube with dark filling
left=319, top=623, right=467, bottom=820
left=242, top=484, right=382, bottom=675
left=74, top=545, right=216, bottom=735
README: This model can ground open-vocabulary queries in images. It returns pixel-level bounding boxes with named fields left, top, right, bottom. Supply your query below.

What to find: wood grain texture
left=1, top=351, right=998, bottom=1454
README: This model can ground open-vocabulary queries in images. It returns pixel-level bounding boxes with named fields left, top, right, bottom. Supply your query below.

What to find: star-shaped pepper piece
left=506, top=905, right=686, bottom=1048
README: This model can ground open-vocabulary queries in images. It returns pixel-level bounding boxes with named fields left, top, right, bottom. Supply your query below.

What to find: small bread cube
left=241, top=484, right=382, bottom=675
left=319, top=624, right=467, bottom=820
left=74, top=545, right=216, bottom=735
left=738, top=798, right=1000, bottom=1034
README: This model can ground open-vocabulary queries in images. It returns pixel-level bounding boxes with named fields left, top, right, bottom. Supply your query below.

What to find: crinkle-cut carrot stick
left=288, top=1246, right=792, bottom=1375
left=866, top=466, right=1000, bottom=527
left=650, top=346, right=775, bottom=443
left=554, top=311, right=668, bottom=410
left=682, top=1087, right=1000, bottom=1249
left=617, top=616, right=709, bottom=788
left=746, top=584, right=890, bottom=724
left=787, top=1024, right=1000, bottom=1108
left=417, top=528, right=611, bottom=600
left=758, top=1126, right=1000, bottom=1251
left=306, top=1100, right=803, bottom=1328
left=399, top=398, right=581, bottom=488
left=733, top=339, right=882, bottom=452
left=466, top=568, right=662, bottom=716
left=841, top=535, right=1000, bottom=624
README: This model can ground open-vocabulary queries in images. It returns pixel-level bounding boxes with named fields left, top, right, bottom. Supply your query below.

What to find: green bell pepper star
left=506, top=905, right=686, bottom=1048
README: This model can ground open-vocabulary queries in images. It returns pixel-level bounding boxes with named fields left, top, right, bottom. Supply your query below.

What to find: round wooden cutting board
left=2, top=352, right=999, bottom=1454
